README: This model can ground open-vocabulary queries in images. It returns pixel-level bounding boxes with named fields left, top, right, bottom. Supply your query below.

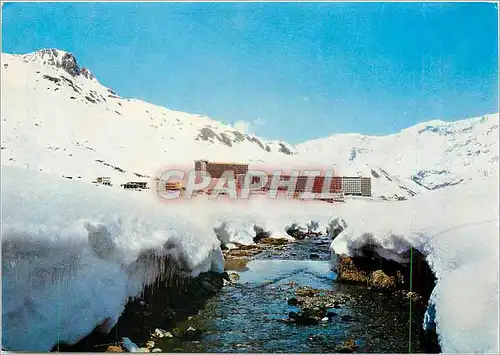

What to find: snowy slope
left=297, top=113, right=499, bottom=193
left=4, top=49, right=497, bottom=199
left=1, top=49, right=296, bottom=187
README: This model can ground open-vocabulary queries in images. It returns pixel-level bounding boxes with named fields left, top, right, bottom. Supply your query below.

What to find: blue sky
left=2, top=2, right=498, bottom=143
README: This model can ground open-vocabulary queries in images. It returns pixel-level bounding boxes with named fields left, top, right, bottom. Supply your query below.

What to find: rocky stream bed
left=54, top=233, right=440, bottom=353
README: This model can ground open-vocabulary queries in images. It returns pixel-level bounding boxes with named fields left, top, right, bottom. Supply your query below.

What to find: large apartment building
left=194, top=160, right=249, bottom=178
left=341, top=176, right=372, bottom=196
left=192, top=160, right=371, bottom=199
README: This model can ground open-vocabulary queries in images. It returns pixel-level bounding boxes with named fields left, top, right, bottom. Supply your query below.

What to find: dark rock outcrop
left=28, top=49, right=95, bottom=80
left=80, top=67, right=94, bottom=80
left=58, top=52, right=80, bottom=76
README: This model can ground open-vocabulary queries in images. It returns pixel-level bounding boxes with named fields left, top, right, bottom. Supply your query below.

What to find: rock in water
left=153, top=329, right=165, bottom=338
left=224, top=258, right=248, bottom=272
left=182, top=327, right=202, bottom=341
left=334, top=338, right=358, bottom=353
left=341, top=315, right=354, bottom=322
left=288, top=311, right=319, bottom=325
left=326, top=310, right=337, bottom=319
left=259, top=237, right=288, bottom=246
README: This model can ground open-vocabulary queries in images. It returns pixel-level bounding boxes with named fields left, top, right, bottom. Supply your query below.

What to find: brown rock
left=225, top=249, right=256, bottom=258
left=106, top=345, right=125, bottom=353
left=259, top=237, right=289, bottom=246
left=336, top=257, right=370, bottom=284
left=334, top=338, right=358, bottom=353
left=233, top=244, right=260, bottom=251
left=224, top=258, right=248, bottom=272
left=369, top=270, right=396, bottom=292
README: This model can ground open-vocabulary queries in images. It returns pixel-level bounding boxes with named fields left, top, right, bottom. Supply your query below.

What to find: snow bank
left=205, top=196, right=354, bottom=244
left=1, top=166, right=223, bottom=351
left=1, top=167, right=351, bottom=351
left=330, top=175, right=499, bottom=353
left=3, top=164, right=497, bottom=353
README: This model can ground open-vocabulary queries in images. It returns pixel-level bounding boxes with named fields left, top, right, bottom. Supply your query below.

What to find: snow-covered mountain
left=1, top=48, right=498, bottom=198
left=2, top=49, right=498, bottom=353
left=1, top=49, right=296, bottom=183
left=297, top=113, right=499, bottom=192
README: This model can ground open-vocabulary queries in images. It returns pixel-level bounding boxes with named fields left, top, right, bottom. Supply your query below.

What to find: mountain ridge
left=2, top=49, right=498, bottom=199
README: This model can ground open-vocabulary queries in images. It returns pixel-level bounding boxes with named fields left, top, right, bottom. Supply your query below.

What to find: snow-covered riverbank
left=1, top=167, right=225, bottom=351
left=2, top=166, right=498, bottom=353
left=330, top=174, right=499, bottom=353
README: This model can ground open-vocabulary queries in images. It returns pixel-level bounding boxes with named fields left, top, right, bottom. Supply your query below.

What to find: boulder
left=369, top=270, right=396, bottom=292
left=224, top=258, right=248, bottom=272
left=182, top=326, right=202, bottom=341
left=336, top=257, right=370, bottom=284
left=288, top=311, right=319, bottom=325
left=106, top=345, right=125, bottom=353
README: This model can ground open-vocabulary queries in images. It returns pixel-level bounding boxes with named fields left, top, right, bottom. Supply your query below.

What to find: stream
left=153, top=236, right=424, bottom=353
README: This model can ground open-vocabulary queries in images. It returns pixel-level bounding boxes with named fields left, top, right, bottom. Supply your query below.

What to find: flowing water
left=154, top=236, right=423, bottom=353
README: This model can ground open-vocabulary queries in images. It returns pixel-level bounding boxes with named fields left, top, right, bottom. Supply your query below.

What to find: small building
left=95, top=177, right=111, bottom=186
left=121, top=181, right=148, bottom=190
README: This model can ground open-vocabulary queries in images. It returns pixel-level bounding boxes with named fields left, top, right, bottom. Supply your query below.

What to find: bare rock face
left=279, top=142, right=293, bottom=155
left=36, top=49, right=80, bottom=76
left=26, top=49, right=95, bottom=79
left=58, top=52, right=80, bottom=76
left=80, top=67, right=94, bottom=80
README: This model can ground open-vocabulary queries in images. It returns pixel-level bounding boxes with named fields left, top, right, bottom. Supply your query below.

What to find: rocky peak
left=80, top=67, right=94, bottom=80
left=22, top=48, right=94, bottom=80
